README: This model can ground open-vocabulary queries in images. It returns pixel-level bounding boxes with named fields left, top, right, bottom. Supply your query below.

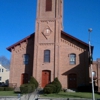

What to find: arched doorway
left=21, top=73, right=28, bottom=85
left=42, top=70, right=51, bottom=87
left=68, top=73, right=77, bottom=89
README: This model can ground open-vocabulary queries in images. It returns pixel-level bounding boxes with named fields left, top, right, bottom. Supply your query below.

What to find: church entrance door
left=42, top=70, right=51, bottom=87
left=21, top=73, right=28, bottom=85
left=68, top=73, right=77, bottom=89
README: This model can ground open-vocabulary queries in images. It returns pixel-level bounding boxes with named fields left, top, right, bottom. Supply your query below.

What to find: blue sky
left=0, top=0, right=100, bottom=61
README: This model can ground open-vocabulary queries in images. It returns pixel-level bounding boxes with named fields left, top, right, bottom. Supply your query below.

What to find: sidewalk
left=18, top=89, right=39, bottom=100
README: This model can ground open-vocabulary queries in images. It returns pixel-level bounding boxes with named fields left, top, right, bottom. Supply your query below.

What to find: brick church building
left=7, top=0, right=97, bottom=90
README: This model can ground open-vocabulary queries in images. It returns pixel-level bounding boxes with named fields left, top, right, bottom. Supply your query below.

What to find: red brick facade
left=7, top=0, right=92, bottom=89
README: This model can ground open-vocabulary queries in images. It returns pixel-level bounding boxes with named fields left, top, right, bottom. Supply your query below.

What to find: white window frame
left=69, top=53, right=76, bottom=65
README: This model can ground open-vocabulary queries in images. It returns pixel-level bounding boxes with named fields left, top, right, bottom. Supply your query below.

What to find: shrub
left=27, top=84, right=35, bottom=93
left=44, top=83, right=57, bottom=93
left=0, top=87, right=4, bottom=91
left=0, top=87, right=14, bottom=91
left=20, top=84, right=35, bottom=94
left=53, top=77, right=62, bottom=93
left=20, top=76, right=38, bottom=94
left=43, top=86, right=53, bottom=94
left=4, top=87, right=14, bottom=91
left=29, top=77, right=39, bottom=88
left=43, top=77, right=62, bottom=94
left=20, top=86, right=28, bottom=93
left=48, top=83, right=57, bottom=93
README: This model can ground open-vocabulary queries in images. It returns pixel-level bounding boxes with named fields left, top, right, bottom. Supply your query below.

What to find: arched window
left=23, top=54, right=29, bottom=65
left=44, top=50, right=50, bottom=62
left=46, top=0, right=52, bottom=11
left=69, top=53, right=76, bottom=64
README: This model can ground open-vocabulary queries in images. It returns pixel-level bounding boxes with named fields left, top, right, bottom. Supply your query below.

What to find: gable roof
left=6, top=33, right=34, bottom=52
left=61, top=31, right=89, bottom=47
left=7, top=31, right=90, bottom=52
left=0, top=64, right=9, bottom=70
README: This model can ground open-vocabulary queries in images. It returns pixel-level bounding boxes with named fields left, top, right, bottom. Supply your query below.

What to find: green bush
left=20, top=76, right=38, bottom=94
left=43, top=77, right=62, bottom=94
left=43, top=86, right=53, bottom=94
left=44, top=83, right=57, bottom=93
left=0, top=87, right=14, bottom=91
left=4, top=87, right=14, bottom=91
left=20, top=84, right=35, bottom=94
left=0, top=87, right=4, bottom=91
left=29, top=77, right=39, bottom=88
left=53, top=77, right=62, bottom=93
left=20, top=86, right=28, bottom=93
left=48, top=83, right=56, bottom=93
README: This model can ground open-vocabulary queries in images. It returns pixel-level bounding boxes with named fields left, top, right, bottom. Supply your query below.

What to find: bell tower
left=33, top=0, right=63, bottom=87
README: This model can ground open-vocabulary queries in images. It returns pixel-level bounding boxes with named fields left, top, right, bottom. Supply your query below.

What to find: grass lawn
left=40, top=91, right=100, bottom=99
left=0, top=91, right=19, bottom=96
left=0, top=91, right=100, bottom=99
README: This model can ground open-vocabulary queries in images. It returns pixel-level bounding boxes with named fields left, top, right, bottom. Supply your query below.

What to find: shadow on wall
left=21, top=33, right=35, bottom=84
left=62, top=51, right=89, bottom=89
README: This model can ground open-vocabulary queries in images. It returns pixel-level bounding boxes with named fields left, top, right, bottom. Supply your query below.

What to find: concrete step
left=14, top=87, right=20, bottom=93
left=64, top=89, right=76, bottom=92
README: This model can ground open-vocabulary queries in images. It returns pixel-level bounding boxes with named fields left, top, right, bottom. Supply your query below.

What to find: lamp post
left=88, top=28, right=95, bottom=100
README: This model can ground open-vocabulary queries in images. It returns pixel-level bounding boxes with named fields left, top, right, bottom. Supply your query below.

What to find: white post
left=88, top=28, right=95, bottom=100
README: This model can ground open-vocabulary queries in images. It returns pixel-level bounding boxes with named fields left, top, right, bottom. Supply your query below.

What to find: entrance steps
left=64, top=89, right=76, bottom=92
left=14, top=87, right=20, bottom=93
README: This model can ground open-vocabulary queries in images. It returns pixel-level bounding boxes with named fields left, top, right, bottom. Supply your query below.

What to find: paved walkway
left=17, top=89, right=39, bottom=100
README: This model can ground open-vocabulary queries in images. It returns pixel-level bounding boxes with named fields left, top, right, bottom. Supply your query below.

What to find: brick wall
left=9, top=35, right=34, bottom=87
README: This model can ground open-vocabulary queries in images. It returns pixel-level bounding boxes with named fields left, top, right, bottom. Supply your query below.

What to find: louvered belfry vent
left=46, top=0, right=52, bottom=11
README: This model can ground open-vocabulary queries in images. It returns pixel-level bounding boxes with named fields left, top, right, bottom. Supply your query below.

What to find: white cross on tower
left=46, top=29, right=49, bottom=33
